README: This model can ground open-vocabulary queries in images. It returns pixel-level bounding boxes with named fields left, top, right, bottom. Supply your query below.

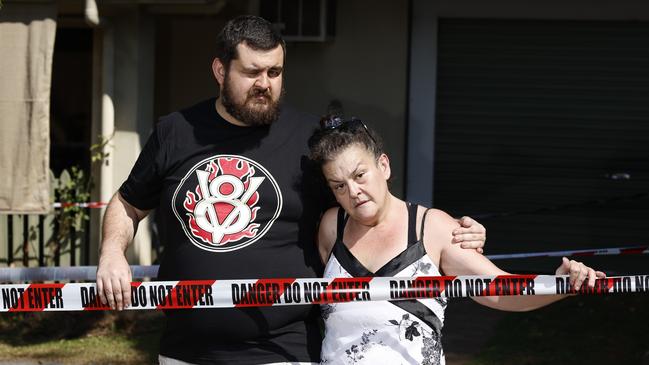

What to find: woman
left=308, top=116, right=605, bottom=365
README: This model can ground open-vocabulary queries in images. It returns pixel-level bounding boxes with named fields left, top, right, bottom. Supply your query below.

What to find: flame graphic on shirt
left=182, top=157, right=263, bottom=246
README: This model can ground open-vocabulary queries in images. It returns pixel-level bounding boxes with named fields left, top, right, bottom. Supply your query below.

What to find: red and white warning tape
left=53, top=202, right=108, bottom=209
left=0, top=274, right=647, bottom=312
left=486, top=245, right=649, bottom=260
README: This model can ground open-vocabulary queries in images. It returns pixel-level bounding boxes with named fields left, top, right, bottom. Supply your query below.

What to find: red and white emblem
left=172, top=155, right=283, bottom=252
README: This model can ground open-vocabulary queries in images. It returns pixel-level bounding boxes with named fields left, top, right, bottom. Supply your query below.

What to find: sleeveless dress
left=320, top=203, right=448, bottom=365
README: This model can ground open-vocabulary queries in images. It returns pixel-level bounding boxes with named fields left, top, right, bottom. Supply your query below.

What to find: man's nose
left=255, top=73, right=270, bottom=89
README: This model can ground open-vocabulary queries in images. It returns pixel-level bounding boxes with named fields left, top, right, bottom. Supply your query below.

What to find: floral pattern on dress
left=435, top=296, right=448, bottom=310
left=321, top=303, right=335, bottom=320
left=343, top=329, right=381, bottom=363
left=421, top=333, right=443, bottom=365
left=410, top=260, right=432, bottom=276
left=387, top=313, right=443, bottom=364
left=321, top=239, right=447, bottom=364
left=410, top=258, right=448, bottom=318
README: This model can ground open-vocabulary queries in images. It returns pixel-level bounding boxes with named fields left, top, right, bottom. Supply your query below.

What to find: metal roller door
left=433, top=19, right=649, bottom=273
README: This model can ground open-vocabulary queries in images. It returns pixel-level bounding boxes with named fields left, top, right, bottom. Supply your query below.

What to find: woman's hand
left=556, top=257, right=606, bottom=291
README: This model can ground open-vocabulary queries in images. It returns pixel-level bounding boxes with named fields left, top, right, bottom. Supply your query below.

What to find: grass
left=0, top=294, right=647, bottom=364
left=0, top=336, right=156, bottom=364
left=469, top=293, right=649, bottom=365
left=0, top=311, right=162, bottom=364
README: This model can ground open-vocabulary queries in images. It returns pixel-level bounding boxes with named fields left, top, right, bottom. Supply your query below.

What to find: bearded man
left=96, top=15, right=486, bottom=365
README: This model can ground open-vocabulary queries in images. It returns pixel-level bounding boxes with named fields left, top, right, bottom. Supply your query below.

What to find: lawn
left=470, top=293, right=649, bottom=365
left=0, top=311, right=162, bottom=364
left=0, top=294, right=647, bottom=364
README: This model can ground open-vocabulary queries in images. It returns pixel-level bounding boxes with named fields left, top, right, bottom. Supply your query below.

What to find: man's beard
left=221, top=76, right=283, bottom=126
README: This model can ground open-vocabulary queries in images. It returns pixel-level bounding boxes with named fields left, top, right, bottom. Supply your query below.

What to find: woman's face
left=322, top=143, right=391, bottom=225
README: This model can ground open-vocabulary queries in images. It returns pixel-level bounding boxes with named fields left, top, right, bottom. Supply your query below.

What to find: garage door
left=433, top=19, right=649, bottom=273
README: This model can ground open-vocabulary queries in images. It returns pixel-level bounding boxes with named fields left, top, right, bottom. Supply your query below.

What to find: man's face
left=219, top=42, right=284, bottom=126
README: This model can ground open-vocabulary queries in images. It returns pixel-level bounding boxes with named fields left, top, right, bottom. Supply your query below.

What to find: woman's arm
left=424, top=209, right=604, bottom=312
left=316, top=207, right=339, bottom=265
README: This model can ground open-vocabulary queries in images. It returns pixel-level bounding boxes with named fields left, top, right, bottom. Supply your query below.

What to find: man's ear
left=378, top=153, right=391, bottom=180
left=212, top=58, right=226, bottom=85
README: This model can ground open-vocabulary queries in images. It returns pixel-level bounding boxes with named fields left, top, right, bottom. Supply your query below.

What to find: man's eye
left=334, top=183, right=345, bottom=191
left=356, top=172, right=365, bottom=179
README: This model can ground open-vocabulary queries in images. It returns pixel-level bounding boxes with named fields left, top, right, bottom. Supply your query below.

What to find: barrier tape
left=53, top=202, right=108, bottom=209
left=0, top=274, right=647, bottom=312
left=486, top=245, right=649, bottom=260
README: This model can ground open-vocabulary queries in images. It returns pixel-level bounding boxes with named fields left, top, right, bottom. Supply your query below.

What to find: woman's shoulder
left=317, top=207, right=340, bottom=263
left=414, top=205, right=460, bottom=230
left=415, top=205, right=462, bottom=253
left=322, top=206, right=340, bottom=224
left=318, top=207, right=340, bottom=241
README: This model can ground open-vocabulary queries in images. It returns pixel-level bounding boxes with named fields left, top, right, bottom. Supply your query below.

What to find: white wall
left=283, top=0, right=410, bottom=196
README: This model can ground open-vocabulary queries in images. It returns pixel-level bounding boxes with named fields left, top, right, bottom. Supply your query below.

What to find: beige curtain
left=0, top=3, right=57, bottom=213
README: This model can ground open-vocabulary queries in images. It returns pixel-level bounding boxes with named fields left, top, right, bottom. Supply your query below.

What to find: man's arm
left=96, top=192, right=150, bottom=310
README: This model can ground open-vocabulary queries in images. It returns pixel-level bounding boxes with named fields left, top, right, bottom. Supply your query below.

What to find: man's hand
left=96, top=192, right=148, bottom=311
left=96, top=248, right=132, bottom=310
left=452, top=216, right=486, bottom=253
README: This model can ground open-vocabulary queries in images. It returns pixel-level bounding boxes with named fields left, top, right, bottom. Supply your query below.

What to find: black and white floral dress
left=321, top=204, right=447, bottom=365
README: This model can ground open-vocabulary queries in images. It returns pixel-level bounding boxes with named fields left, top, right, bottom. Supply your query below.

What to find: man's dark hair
left=216, top=15, right=286, bottom=69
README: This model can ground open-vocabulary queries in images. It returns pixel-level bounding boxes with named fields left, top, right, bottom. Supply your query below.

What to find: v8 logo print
left=172, top=155, right=283, bottom=252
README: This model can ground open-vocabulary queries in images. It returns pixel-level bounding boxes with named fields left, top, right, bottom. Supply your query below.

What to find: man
left=96, top=15, right=486, bottom=364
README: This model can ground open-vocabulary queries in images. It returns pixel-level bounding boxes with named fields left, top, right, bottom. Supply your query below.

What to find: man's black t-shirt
left=119, top=98, right=327, bottom=364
